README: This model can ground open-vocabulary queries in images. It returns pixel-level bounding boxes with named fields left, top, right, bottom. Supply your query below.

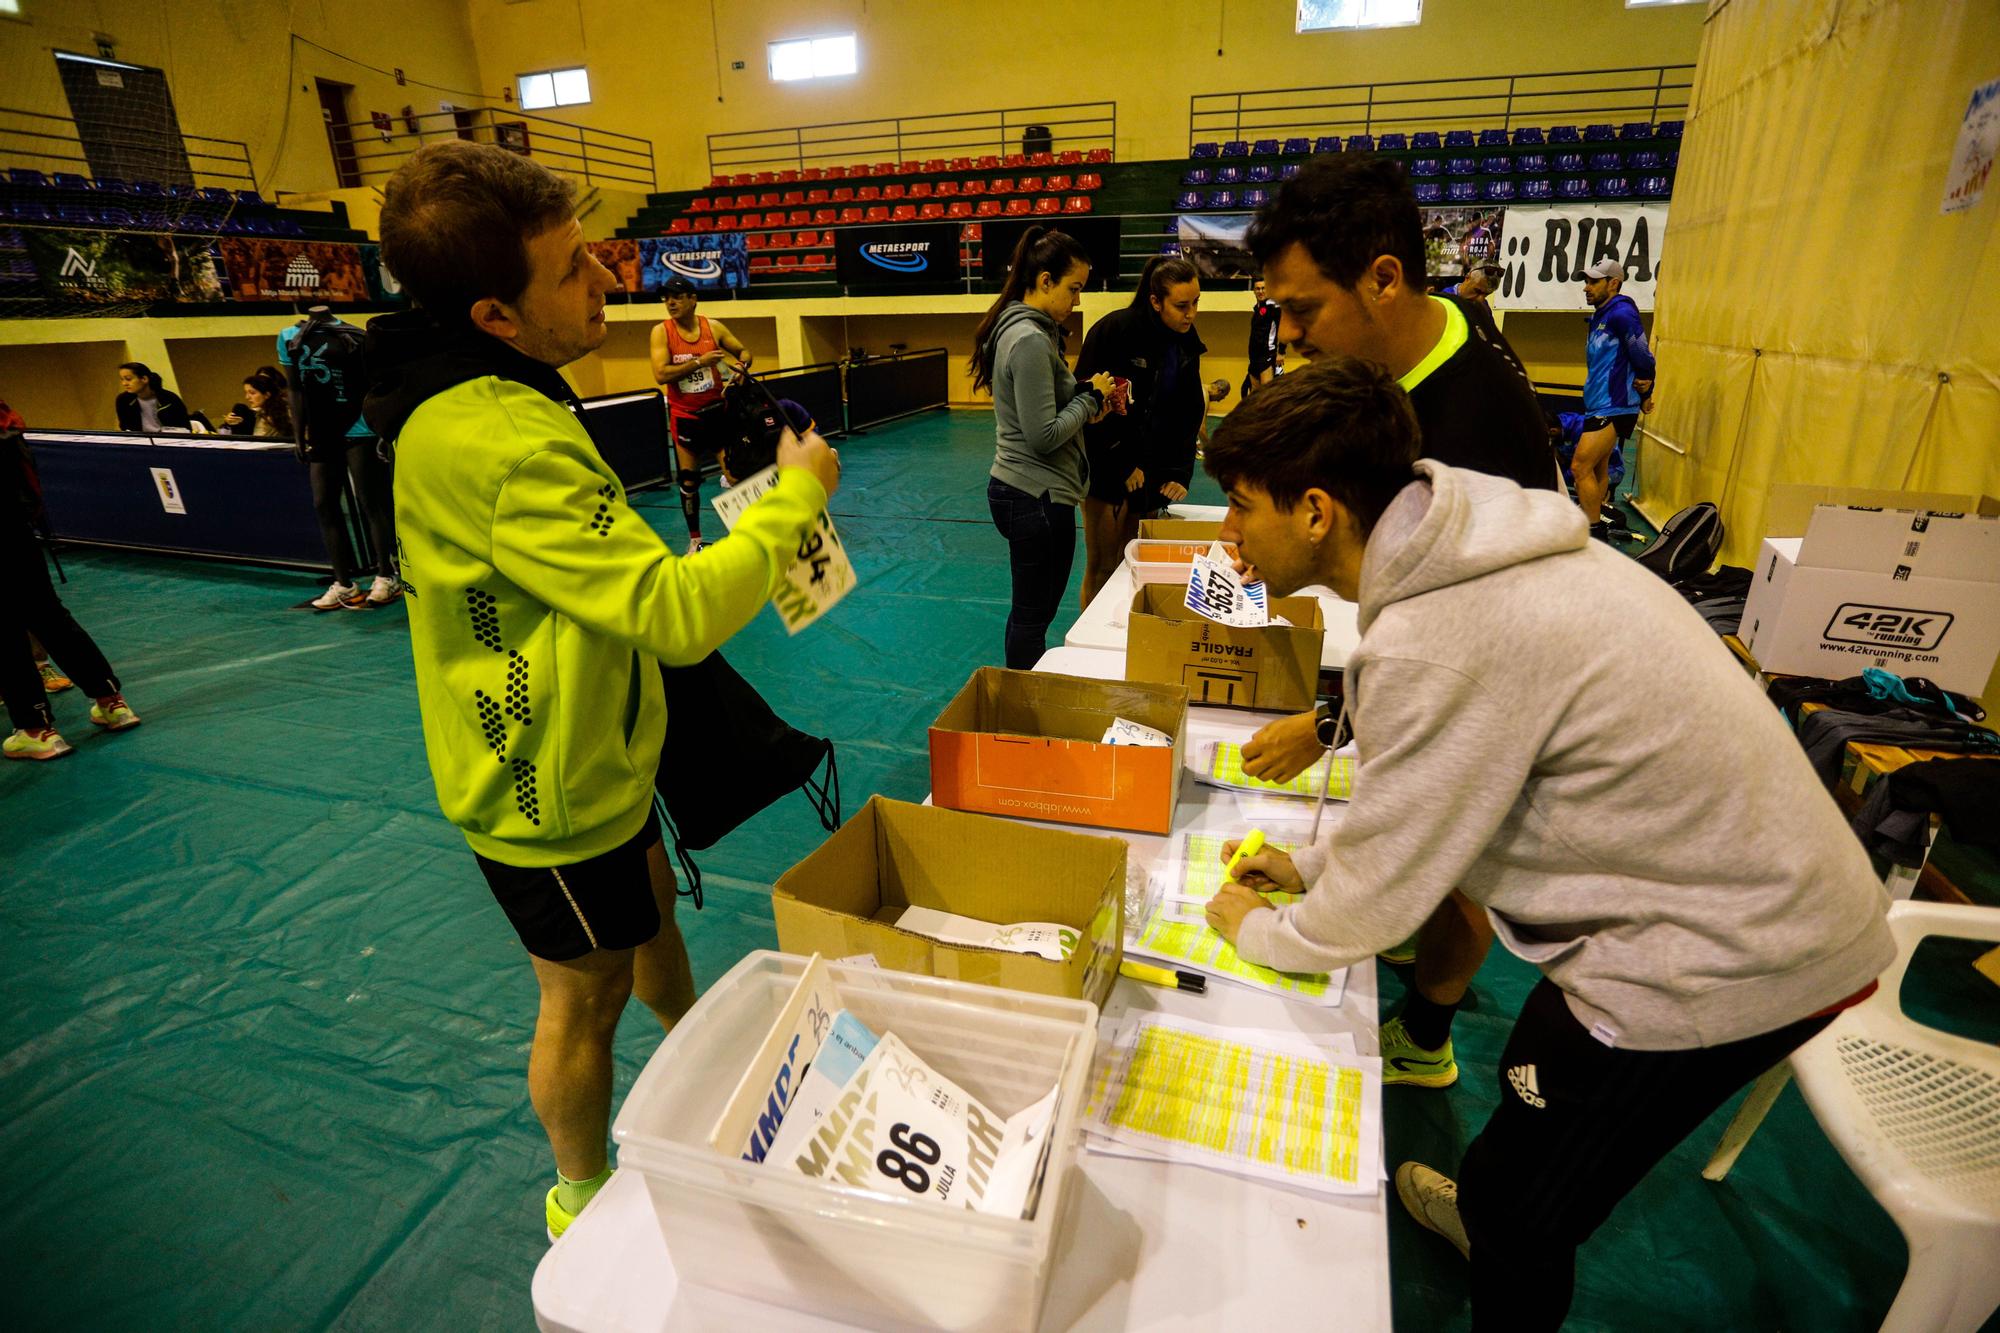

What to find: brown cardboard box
left=1138, top=518, right=1224, bottom=542
left=771, top=796, right=1126, bottom=1006
left=1125, top=583, right=1325, bottom=712
left=929, top=668, right=1187, bottom=834
left=1762, top=485, right=2000, bottom=537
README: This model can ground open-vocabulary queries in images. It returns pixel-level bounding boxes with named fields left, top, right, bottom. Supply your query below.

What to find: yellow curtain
left=1639, top=0, right=2000, bottom=565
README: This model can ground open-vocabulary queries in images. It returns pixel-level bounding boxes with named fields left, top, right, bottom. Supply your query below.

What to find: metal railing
left=707, top=101, right=1115, bottom=177
left=1189, top=65, right=1693, bottom=147
left=0, top=104, right=256, bottom=189
left=331, top=106, right=655, bottom=189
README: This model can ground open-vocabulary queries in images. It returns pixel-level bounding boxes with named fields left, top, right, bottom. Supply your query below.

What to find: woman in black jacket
left=114, top=363, right=193, bottom=433
left=1073, top=254, right=1208, bottom=608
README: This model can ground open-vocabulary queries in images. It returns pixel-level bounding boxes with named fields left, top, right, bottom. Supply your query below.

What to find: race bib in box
left=712, top=464, right=858, bottom=634
left=1185, top=544, right=1269, bottom=628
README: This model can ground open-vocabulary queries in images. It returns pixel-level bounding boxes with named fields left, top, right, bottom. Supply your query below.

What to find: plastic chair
left=667, top=217, right=692, bottom=234
left=1045, top=174, right=1072, bottom=192
left=1547, top=125, right=1580, bottom=144
left=1003, top=197, right=1032, bottom=216
left=804, top=188, right=828, bottom=205
left=1017, top=175, right=1043, bottom=193
left=1512, top=126, right=1546, bottom=146
left=945, top=201, right=973, bottom=219
left=1062, top=195, right=1092, bottom=213
left=917, top=202, right=945, bottom=220
left=1246, top=164, right=1274, bottom=182
left=1446, top=181, right=1476, bottom=203
left=1703, top=901, right=2000, bottom=1333
left=1479, top=128, right=1511, bottom=147
left=1443, top=130, right=1475, bottom=148
left=1032, top=196, right=1059, bottom=215
left=961, top=179, right=987, bottom=196
left=1279, top=162, right=1300, bottom=180
left=1347, top=134, right=1375, bottom=153
left=1085, top=148, right=1112, bottom=163
left=1220, top=140, right=1249, bottom=158
left=1481, top=154, right=1513, bottom=174
left=1657, top=120, right=1686, bottom=139
left=1056, top=149, right=1084, bottom=165
left=1554, top=151, right=1586, bottom=173
left=1412, top=132, right=1441, bottom=150
left=1241, top=188, right=1269, bottom=208
left=890, top=204, right=916, bottom=221
left=1599, top=176, right=1632, bottom=198
left=689, top=197, right=712, bottom=212
left=1077, top=173, right=1102, bottom=190
left=934, top=180, right=961, bottom=197
left=881, top=183, right=906, bottom=201
left=854, top=185, right=880, bottom=202
left=1413, top=182, right=1443, bottom=204
left=1207, top=189, right=1236, bottom=210
left=1556, top=178, right=1591, bottom=199
left=1517, top=153, right=1549, bottom=175
left=863, top=205, right=889, bottom=222
left=974, top=199, right=1003, bottom=217
left=989, top=176, right=1015, bottom=195
left=1637, top=175, right=1672, bottom=198
left=1251, top=138, right=1279, bottom=156
left=1446, top=156, right=1477, bottom=176
left=756, top=191, right=779, bottom=207
left=1588, top=151, right=1623, bottom=172
left=1214, top=164, right=1243, bottom=185
left=1376, top=133, right=1408, bottom=151
left=1583, top=123, right=1617, bottom=142
left=1283, top=137, right=1311, bottom=155
left=1313, top=135, right=1341, bottom=154
left=909, top=181, right=934, bottom=198
left=801, top=167, right=825, bottom=182
left=1520, top=178, right=1553, bottom=200
left=1481, top=179, right=1515, bottom=202
left=837, top=206, right=863, bottom=224
left=1620, top=121, right=1654, bottom=141
left=1410, top=158, right=1442, bottom=177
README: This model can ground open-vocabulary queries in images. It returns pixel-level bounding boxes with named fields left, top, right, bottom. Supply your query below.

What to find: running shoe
left=546, top=1183, right=585, bottom=1243
left=311, top=581, right=361, bottom=610
left=366, top=575, right=402, bottom=605
left=1379, top=1016, right=1458, bottom=1088
left=38, top=661, right=73, bottom=693
left=89, top=695, right=142, bottom=731
left=1395, top=1162, right=1470, bottom=1259
left=3, top=727, right=74, bottom=761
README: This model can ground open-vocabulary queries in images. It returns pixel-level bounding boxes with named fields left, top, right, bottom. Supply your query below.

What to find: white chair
left=1703, top=900, right=2000, bottom=1332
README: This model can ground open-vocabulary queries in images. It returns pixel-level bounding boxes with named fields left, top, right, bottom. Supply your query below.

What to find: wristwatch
left=1314, top=702, right=1339, bottom=748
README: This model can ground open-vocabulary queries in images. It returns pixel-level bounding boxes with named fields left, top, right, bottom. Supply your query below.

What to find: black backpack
left=1636, top=501, right=1724, bottom=583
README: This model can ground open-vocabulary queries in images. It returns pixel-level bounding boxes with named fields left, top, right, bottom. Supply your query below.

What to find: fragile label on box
left=712, top=465, right=856, bottom=634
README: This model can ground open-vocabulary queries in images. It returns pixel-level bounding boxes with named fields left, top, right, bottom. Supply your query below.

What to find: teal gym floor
left=0, top=407, right=1958, bottom=1330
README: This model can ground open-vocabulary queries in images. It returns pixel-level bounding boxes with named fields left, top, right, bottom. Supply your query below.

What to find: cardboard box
left=1762, top=485, right=1999, bottom=537
left=1125, top=583, right=1326, bottom=712
left=1740, top=498, right=2000, bottom=696
left=771, top=796, right=1126, bottom=1007
left=929, top=667, right=1187, bottom=834
left=1138, top=518, right=1223, bottom=542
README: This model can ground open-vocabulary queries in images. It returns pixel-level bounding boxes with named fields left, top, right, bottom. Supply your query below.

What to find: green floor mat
left=0, top=407, right=1944, bottom=1330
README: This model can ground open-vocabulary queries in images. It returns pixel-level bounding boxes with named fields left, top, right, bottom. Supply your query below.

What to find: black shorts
left=474, top=810, right=663, bottom=961
left=1582, top=413, right=1638, bottom=441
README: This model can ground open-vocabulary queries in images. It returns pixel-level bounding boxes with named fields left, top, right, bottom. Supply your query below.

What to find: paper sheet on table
left=712, top=464, right=857, bottom=634
left=1125, top=833, right=1347, bottom=1007
left=1082, top=1014, right=1382, bottom=1196
left=1198, top=740, right=1355, bottom=800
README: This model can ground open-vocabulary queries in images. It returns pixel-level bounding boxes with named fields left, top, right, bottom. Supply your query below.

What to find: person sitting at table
left=219, top=366, right=294, bottom=438
left=1198, top=358, right=1891, bottom=1333
left=114, top=363, right=195, bottom=433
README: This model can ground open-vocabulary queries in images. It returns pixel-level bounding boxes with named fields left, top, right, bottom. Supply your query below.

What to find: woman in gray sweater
left=969, top=226, right=1112, bottom=668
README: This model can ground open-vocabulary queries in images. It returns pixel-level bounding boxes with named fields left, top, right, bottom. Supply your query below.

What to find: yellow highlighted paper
left=1202, top=741, right=1354, bottom=800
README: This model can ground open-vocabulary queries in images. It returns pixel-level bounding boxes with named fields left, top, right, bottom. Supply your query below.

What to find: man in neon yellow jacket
left=365, top=142, right=841, bottom=1240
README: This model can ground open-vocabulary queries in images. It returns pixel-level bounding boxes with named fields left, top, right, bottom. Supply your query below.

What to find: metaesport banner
left=638, top=234, right=749, bottom=291
left=218, top=238, right=372, bottom=302
left=834, top=222, right=962, bottom=286
left=21, top=229, right=223, bottom=304
left=1492, top=203, right=1668, bottom=311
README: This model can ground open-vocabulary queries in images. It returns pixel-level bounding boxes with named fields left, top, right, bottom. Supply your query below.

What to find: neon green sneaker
left=1377, top=936, right=1417, bottom=965
left=545, top=1185, right=579, bottom=1242
left=4, top=727, right=74, bottom=762
left=1379, top=1016, right=1458, bottom=1088
left=89, top=695, right=142, bottom=732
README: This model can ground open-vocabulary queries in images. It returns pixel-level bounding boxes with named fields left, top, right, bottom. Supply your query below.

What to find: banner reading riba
left=1492, top=203, right=1669, bottom=311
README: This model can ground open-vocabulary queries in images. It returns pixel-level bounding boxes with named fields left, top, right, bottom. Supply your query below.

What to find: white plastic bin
left=612, top=951, right=1098, bottom=1333
left=1123, top=537, right=1211, bottom=586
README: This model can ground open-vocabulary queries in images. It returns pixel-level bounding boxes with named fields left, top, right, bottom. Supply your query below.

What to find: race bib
left=712, top=465, right=858, bottom=634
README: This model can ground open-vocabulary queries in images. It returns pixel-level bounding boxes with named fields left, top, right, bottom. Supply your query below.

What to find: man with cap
left=650, top=277, right=753, bottom=551
left=1576, top=258, right=1655, bottom=536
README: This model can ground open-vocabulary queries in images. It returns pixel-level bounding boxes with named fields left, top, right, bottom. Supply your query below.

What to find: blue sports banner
left=637, top=234, right=749, bottom=291
left=834, top=222, right=962, bottom=286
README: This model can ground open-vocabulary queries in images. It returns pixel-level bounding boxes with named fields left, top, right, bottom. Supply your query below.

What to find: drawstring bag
left=652, top=652, right=840, bottom=908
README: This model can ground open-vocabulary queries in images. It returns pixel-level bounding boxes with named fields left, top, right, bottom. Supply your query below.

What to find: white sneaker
left=311, top=581, right=361, bottom=610
left=1395, top=1162, right=1470, bottom=1259
left=367, top=575, right=401, bottom=605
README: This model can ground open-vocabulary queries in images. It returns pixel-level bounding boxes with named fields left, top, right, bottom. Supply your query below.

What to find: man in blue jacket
left=1576, top=259, right=1655, bottom=536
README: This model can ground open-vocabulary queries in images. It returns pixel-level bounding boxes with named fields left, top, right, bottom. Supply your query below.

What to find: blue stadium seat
left=1376, top=133, right=1408, bottom=151
left=1412, top=132, right=1441, bottom=150
left=51, top=172, right=89, bottom=191
left=1159, top=241, right=1183, bottom=255
left=1587, top=151, right=1622, bottom=172
left=1444, top=130, right=1475, bottom=148
left=1481, top=179, right=1516, bottom=202
left=1637, top=175, right=1671, bottom=198
left=1175, top=190, right=1203, bottom=210
left=1413, top=182, right=1443, bottom=204
left=1208, top=189, right=1237, bottom=209
left=1512, top=126, right=1545, bottom=146
left=1313, top=135, right=1341, bottom=153
left=53, top=203, right=96, bottom=225
left=90, top=177, right=129, bottom=194
left=1346, top=134, right=1375, bottom=152
left=245, top=216, right=278, bottom=236
left=1478, top=129, right=1510, bottom=147
left=1516, top=153, right=1548, bottom=174
left=1190, top=142, right=1219, bottom=159
left=1279, top=162, right=1301, bottom=179
left=96, top=205, right=135, bottom=226
left=1665, top=148, right=1680, bottom=169
left=1553, top=151, right=1585, bottom=173
left=197, top=187, right=234, bottom=204
left=1246, top=164, right=1274, bottom=182
left=1520, top=178, right=1554, bottom=200
left=1583, top=123, right=1617, bottom=142
left=8, top=169, right=49, bottom=188
left=1410, top=158, right=1442, bottom=177
left=1547, top=125, right=1580, bottom=144
left=129, top=180, right=166, bottom=197
left=1182, top=167, right=1211, bottom=186
left=8, top=201, right=52, bottom=222
left=1446, top=156, right=1476, bottom=175
left=1283, top=137, right=1311, bottom=155
left=1241, top=188, right=1270, bottom=208
left=1481, top=155, right=1513, bottom=174
left=1620, top=122, right=1654, bottom=140
left=1657, top=120, right=1685, bottom=139
left=1219, top=140, right=1250, bottom=157
left=1629, top=151, right=1664, bottom=171
left=1599, top=176, right=1632, bottom=197
left=274, top=217, right=305, bottom=237
left=1251, top=138, right=1280, bottom=156
left=1557, top=177, right=1591, bottom=199
left=1446, top=181, right=1476, bottom=203
left=1215, top=164, right=1243, bottom=184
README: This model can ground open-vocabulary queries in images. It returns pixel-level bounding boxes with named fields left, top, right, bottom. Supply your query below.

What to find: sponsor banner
left=1177, top=208, right=1504, bottom=281
left=638, top=234, right=749, bottom=291
left=979, top=216, right=1120, bottom=288
left=219, top=238, right=371, bottom=302
left=588, top=238, right=643, bottom=292
left=834, top=222, right=962, bottom=286
left=1493, top=202, right=1668, bottom=311
left=1174, top=213, right=1252, bottom=280
left=360, top=243, right=405, bottom=303
left=20, top=229, right=224, bottom=304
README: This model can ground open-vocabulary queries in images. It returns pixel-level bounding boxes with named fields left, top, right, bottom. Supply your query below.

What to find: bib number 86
left=875, top=1122, right=941, bottom=1194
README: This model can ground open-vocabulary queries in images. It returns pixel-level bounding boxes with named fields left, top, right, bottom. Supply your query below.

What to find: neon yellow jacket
left=392, top=376, right=825, bottom=867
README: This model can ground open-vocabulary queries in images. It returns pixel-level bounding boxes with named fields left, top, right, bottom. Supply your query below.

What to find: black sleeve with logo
left=1405, top=296, right=1560, bottom=491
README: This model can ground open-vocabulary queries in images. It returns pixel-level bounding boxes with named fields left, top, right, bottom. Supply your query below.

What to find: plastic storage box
left=612, top=951, right=1099, bottom=1333
left=1123, top=537, right=1212, bottom=585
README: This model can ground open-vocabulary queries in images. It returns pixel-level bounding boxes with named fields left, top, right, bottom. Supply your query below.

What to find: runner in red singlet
left=649, top=277, right=751, bottom=550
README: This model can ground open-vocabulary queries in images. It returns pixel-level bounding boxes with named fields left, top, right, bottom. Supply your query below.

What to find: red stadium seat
left=871, top=161, right=895, bottom=176
left=688, top=197, right=712, bottom=212
left=757, top=192, right=780, bottom=206
left=975, top=155, right=1000, bottom=170
left=933, top=180, right=959, bottom=197
left=745, top=233, right=768, bottom=249
left=864, top=205, right=890, bottom=222
left=855, top=184, right=881, bottom=202
left=753, top=171, right=776, bottom=185
left=831, top=186, right=855, bottom=203
left=667, top=217, right=692, bottom=234
left=948, top=157, right=974, bottom=172
left=1085, top=148, right=1111, bottom=163
left=1045, top=174, right=1072, bottom=192
left=1033, top=196, right=1059, bottom=214
left=778, top=254, right=800, bottom=268
left=1028, top=152, right=1054, bottom=168
left=802, top=167, right=825, bottom=181
left=788, top=210, right=810, bottom=225
left=1056, top=150, right=1083, bottom=165
left=989, top=177, right=1015, bottom=194
left=776, top=169, right=800, bottom=184
left=729, top=173, right=753, bottom=186
left=693, top=217, right=716, bottom=232
left=1063, top=195, right=1092, bottom=213
left=975, top=199, right=1003, bottom=217
left=891, top=204, right=916, bottom=221
left=812, top=208, right=837, bottom=224
left=708, top=175, right=730, bottom=188
left=946, top=200, right=973, bottom=219
left=806, top=188, right=829, bottom=204
left=1077, top=172, right=1102, bottom=190
left=908, top=181, right=933, bottom=198
left=898, top=160, right=920, bottom=174
left=917, top=202, right=945, bottom=220
left=733, top=193, right=757, bottom=208
left=960, top=223, right=982, bottom=241
left=712, top=215, right=736, bottom=229
left=770, top=231, right=792, bottom=246
left=921, top=158, right=946, bottom=174
left=960, top=179, right=987, bottom=196
left=838, top=206, right=864, bottom=223
left=781, top=190, right=805, bottom=205
left=1018, top=175, right=1043, bottom=192
left=881, top=183, right=906, bottom=200
left=1002, top=153, right=1027, bottom=168
left=822, top=165, right=847, bottom=180
left=1005, top=198, right=1032, bottom=215
left=749, top=256, right=775, bottom=272
left=758, top=211, right=783, bottom=226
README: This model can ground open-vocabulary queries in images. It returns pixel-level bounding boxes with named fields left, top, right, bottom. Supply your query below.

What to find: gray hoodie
left=986, top=301, right=1095, bottom=505
left=1235, top=461, right=1893, bottom=1050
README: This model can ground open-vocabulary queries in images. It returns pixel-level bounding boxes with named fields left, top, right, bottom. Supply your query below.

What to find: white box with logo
left=1740, top=489, right=2000, bottom=695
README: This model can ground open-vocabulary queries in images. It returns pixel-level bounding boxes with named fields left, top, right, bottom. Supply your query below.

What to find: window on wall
left=0, top=0, right=22, bottom=16
left=1627, top=1, right=1701, bottom=6
left=768, top=34, right=858, bottom=83
left=518, top=67, right=590, bottom=110
left=1296, top=0, right=1422, bottom=31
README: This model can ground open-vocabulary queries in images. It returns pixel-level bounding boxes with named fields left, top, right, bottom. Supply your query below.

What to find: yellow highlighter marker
left=1120, top=960, right=1208, bottom=994
left=1224, top=828, right=1267, bottom=883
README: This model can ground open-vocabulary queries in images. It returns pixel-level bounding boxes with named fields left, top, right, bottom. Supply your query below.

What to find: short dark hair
left=1203, top=357, right=1420, bottom=534
left=1246, top=154, right=1427, bottom=290
left=379, top=142, right=577, bottom=320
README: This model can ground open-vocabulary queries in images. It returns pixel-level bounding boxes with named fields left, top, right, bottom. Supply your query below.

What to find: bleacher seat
left=1588, top=151, right=1622, bottom=172
left=50, top=172, right=88, bottom=190
left=1241, top=188, right=1270, bottom=208
left=1413, top=182, right=1443, bottom=204
left=864, top=205, right=890, bottom=222
left=96, top=205, right=135, bottom=227
left=805, top=188, right=829, bottom=204
left=897, top=160, right=920, bottom=174
left=692, top=217, right=715, bottom=232
left=1412, top=132, right=1441, bottom=150
left=1557, top=177, right=1591, bottom=199
left=1377, top=133, right=1407, bottom=151
left=1478, top=129, right=1510, bottom=148
left=689, top=197, right=712, bottom=212
left=781, top=190, right=805, bottom=205
left=961, top=179, right=987, bottom=195
left=733, top=193, right=757, bottom=208
left=1665, top=148, right=1680, bottom=169
left=1512, top=126, right=1545, bottom=146
left=1313, top=135, right=1340, bottom=153
left=855, top=185, right=880, bottom=202
left=1062, top=195, right=1092, bottom=213
left=1001, top=153, right=1027, bottom=169
left=1620, top=122, right=1653, bottom=141
left=1279, top=162, right=1300, bottom=179
left=1657, top=120, right=1685, bottom=139
left=51, top=203, right=95, bottom=225
left=1175, top=190, right=1207, bottom=211
left=1032, top=196, right=1059, bottom=215
left=1637, top=175, right=1671, bottom=197
left=1283, top=137, right=1311, bottom=155
left=1246, top=164, right=1274, bottom=182
left=708, top=175, right=730, bottom=188
left=961, top=223, right=983, bottom=241
left=667, top=217, right=692, bottom=234
left=1446, top=182, right=1476, bottom=203
left=1629, top=151, right=1664, bottom=171
left=1599, top=176, right=1632, bottom=197
left=1085, top=148, right=1112, bottom=163
left=838, top=206, right=864, bottom=223
left=918, top=202, right=945, bottom=220
left=812, top=208, right=837, bottom=225
left=1583, top=124, right=1616, bottom=142
left=1482, top=155, right=1512, bottom=174
left=935, top=180, right=961, bottom=197
left=1547, top=125, right=1580, bottom=143
left=888, top=183, right=913, bottom=201
left=913, top=159, right=941, bottom=175
left=863, top=162, right=888, bottom=176
left=749, top=256, right=774, bottom=272
left=1046, top=174, right=1072, bottom=191
left=1214, top=164, right=1243, bottom=184
left=822, top=165, right=848, bottom=180
left=1520, top=178, right=1553, bottom=200
left=8, top=169, right=48, bottom=188
left=1018, top=175, right=1043, bottom=193
left=1441, top=131, right=1476, bottom=151
left=1517, top=153, right=1548, bottom=174
left=909, top=181, right=934, bottom=198
left=830, top=185, right=856, bottom=203
left=754, top=171, right=776, bottom=185
left=975, top=155, right=1001, bottom=170
left=990, top=177, right=1015, bottom=194
left=1252, top=138, right=1280, bottom=156
left=1481, top=180, right=1515, bottom=202
left=889, top=204, right=915, bottom=221
left=715, top=214, right=740, bottom=229
left=745, top=233, right=768, bottom=250
left=1057, top=150, right=1084, bottom=165
left=974, top=199, right=1002, bottom=217
left=1410, top=159, right=1441, bottom=177
left=946, top=200, right=973, bottom=219
left=1077, top=172, right=1102, bottom=190
left=91, top=178, right=129, bottom=194
left=777, top=169, right=800, bottom=184
left=1183, top=167, right=1212, bottom=186
left=783, top=209, right=807, bottom=225
left=1208, top=189, right=1236, bottom=209
left=1220, top=140, right=1249, bottom=157
left=1347, top=134, right=1375, bottom=152
left=1004, top=197, right=1032, bottom=215
left=1446, top=156, right=1476, bottom=175
left=757, top=211, right=782, bottom=226
left=1554, top=151, right=1585, bottom=172
left=802, top=167, right=826, bottom=181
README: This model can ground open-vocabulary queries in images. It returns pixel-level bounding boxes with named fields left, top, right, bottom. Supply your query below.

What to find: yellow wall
left=464, top=0, right=1707, bottom=190
left=1, top=0, right=491, bottom=194
left=0, top=339, right=129, bottom=431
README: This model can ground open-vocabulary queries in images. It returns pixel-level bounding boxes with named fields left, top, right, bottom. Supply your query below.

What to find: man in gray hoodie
left=1201, top=359, right=1892, bottom=1329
